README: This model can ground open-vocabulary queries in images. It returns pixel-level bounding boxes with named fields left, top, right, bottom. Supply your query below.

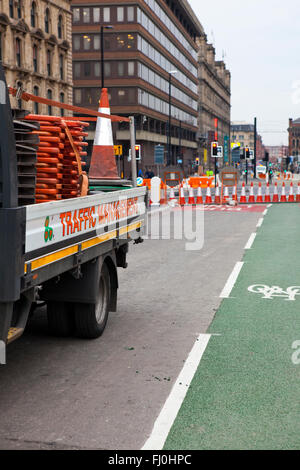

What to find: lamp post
left=100, top=25, right=113, bottom=89
left=167, top=70, right=177, bottom=166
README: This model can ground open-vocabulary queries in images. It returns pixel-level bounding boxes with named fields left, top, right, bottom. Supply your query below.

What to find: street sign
left=232, top=147, right=241, bottom=163
left=224, top=136, right=229, bottom=163
left=217, top=146, right=223, bottom=158
left=114, top=145, right=123, bottom=156
left=137, top=177, right=143, bottom=186
left=154, top=145, right=164, bottom=165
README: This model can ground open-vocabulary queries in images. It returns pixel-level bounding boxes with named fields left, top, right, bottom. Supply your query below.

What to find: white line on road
left=142, top=334, right=212, bottom=450
left=262, top=209, right=268, bottom=216
left=267, top=204, right=272, bottom=208
left=219, top=261, right=244, bottom=298
left=256, top=218, right=264, bottom=228
left=245, top=233, right=256, bottom=249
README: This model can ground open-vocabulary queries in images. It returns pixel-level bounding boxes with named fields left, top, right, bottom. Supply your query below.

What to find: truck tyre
left=47, top=301, right=75, bottom=337
left=74, top=262, right=110, bottom=339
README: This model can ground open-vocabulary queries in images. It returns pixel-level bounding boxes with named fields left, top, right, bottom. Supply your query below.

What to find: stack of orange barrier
left=60, top=120, right=89, bottom=199
left=24, top=115, right=88, bottom=203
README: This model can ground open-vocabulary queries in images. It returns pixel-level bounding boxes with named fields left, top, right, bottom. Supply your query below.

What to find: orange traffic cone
left=240, top=182, right=247, bottom=203
left=264, top=183, right=271, bottom=203
left=169, top=186, right=176, bottom=202
left=214, top=184, right=221, bottom=204
left=196, top=185, right=203, bottom=204
left=223, top=185, right=229, bottom=204
left=248, top=182, right=255, bottom=203
left=280, top=182, right=287, bottom=202
left=288, top=183, right=295, bottom=202
left=272, top=183, right=279, bottom=202
left=205, top=186, right=212, bottom=204
left=256, top=183, right=263, bottom=203
left=296, top=183, right=300, bottom=202
left=179, top=185, right=186, bottom=206
left=232, top=185, right=237, bottom=201
left=188, top=185, right=195, bottom=205
left=89, top=88, right=119, bottom=180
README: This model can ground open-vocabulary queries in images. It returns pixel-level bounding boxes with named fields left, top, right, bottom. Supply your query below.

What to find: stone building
left=197, top=35, right=231, bottom=169
left=231, top=122, right=255, bottom=149
left=0, top=0, right=72, bottom=115
left=288, top=118, right=300, bottom=157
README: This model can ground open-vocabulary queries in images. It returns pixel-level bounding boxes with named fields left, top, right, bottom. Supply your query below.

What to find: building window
left=93, top=8, right=100, bottom=23
left=60, top=92, right=64, bottom=117
left=58, top=15, right=63, bottom=39
left=73, top=8, right=80, bottom=23
left=74, top=89, right=82, bottom=104
left=117, top=7, right=124, bottom=22
left=31, top=2, right=36, bottom=28
left=47, top=50, right=51, bottom=75
left=104, top=62, right=111, bottom=77
left=103, top=7, right=110, bottom=22
left=16, top=38, right=21, bottom=67
left=73, top=36, right=80, bottom=51
left=84, top=62, right=91, bottom=77
left=74, top=62, right=80, bottom=78
left=83, top=8, right=90, bottom=23
left=128, top=61, right=134, bottom=76
left=9, top=0, right=14, bottom=18
left=59, top=54, right=64, bottom=79
left=83, top=35, right=91, bottom=50
left=33, top=86, right=39, bottom=114
left=94, top=36, right=100, bottom=50
left=17, top=0, right=22, bottom=19
left=94, top=62, right=101, bottom=77
left=47, top=89, right=52, bottom=115
left=45, top=8, right=49, bottom=33
left=127, top=6, right=134, bottom=22
left=33, top=44, right=38, bottom=72
left=118, top=62, right=125, bottom=76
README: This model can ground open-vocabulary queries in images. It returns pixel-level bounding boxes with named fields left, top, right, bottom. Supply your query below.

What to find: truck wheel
left=47, top=301, right=75, bottom=337
left=74, top=263, right=110, bottom=339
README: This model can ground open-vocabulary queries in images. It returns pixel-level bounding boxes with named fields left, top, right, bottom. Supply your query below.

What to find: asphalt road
left=0, top=208, right=263, bottom=450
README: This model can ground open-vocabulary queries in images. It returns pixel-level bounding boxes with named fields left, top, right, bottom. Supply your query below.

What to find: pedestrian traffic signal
left=211, top=142, right=218, bottom=157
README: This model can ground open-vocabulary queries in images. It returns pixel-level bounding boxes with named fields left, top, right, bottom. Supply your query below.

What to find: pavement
left=164, top=204, right=300, bottom=450
left=0, top=206, right=264, bottom=450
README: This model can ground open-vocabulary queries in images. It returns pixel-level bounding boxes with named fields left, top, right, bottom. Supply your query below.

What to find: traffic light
left=195, top=157, right=200, bottom=165
left=245, top=147, right=250, bottom=159
left=135, top=144, right=141, bottom=160
left=211, top=142, right=218, bottom=157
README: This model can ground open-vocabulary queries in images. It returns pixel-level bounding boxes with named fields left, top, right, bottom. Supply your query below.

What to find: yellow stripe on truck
left=24, top=222, right=142, bottom=274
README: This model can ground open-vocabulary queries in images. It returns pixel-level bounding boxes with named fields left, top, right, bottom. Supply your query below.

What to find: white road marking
left=219, top=261, right=244, bottom=298
left=267, top=204, right=272, bottom=208
left=245, top=233, right=256, bottom=249
left=263, top=209, right=268, bottom=216
left=256, top=218, right=264, bottom=228
left=142, top=334, right=212, bottom=450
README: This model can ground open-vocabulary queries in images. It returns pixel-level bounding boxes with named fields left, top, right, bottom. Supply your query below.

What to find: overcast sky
left=189, top=0, right=300, bottom=146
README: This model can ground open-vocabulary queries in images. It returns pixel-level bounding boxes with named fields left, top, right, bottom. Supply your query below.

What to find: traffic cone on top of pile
left=248, top=182, right=255, bottom=203
left=240, top=182, right=247, bottom=203
left=296, top=183, right=300, bottom=202
left=288, top=182, right=295, bottom=202
left=179, top=184, right=186, bottom=206
left=272, top=182, right=279, bottom=202
left=89, top=88, right=119, bottom=180
left=264, top=183, right=271, bottom=203
left=196, top=185, right=203, bottom=204
left=280, top=182, right=287, bottom=202
left=214, top=184, right=221, bottom=204
left=256, top=182, right=263, bottom=203
left=205, top=186, right=212, bottom=204
left=188, top=185, right=195, bottom=205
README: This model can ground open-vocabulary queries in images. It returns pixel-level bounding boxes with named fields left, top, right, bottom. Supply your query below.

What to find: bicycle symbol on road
left=248, top=285, right=300, bottom=301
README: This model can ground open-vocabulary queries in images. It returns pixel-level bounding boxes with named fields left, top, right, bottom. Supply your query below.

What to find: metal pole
left=101, top=26, right=104, bottom=89
left=246, top=159, right=248, bottom=185
left=214, top=158, right=217, bottom=189
left=130, top=116, right=137, bottom=187
left=168, top=74, right=171, bottom=166
left=254, top=117, right=257, bottom=178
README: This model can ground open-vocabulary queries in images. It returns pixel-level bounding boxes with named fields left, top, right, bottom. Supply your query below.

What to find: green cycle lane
left=165, top=204, right=300, bottom=450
